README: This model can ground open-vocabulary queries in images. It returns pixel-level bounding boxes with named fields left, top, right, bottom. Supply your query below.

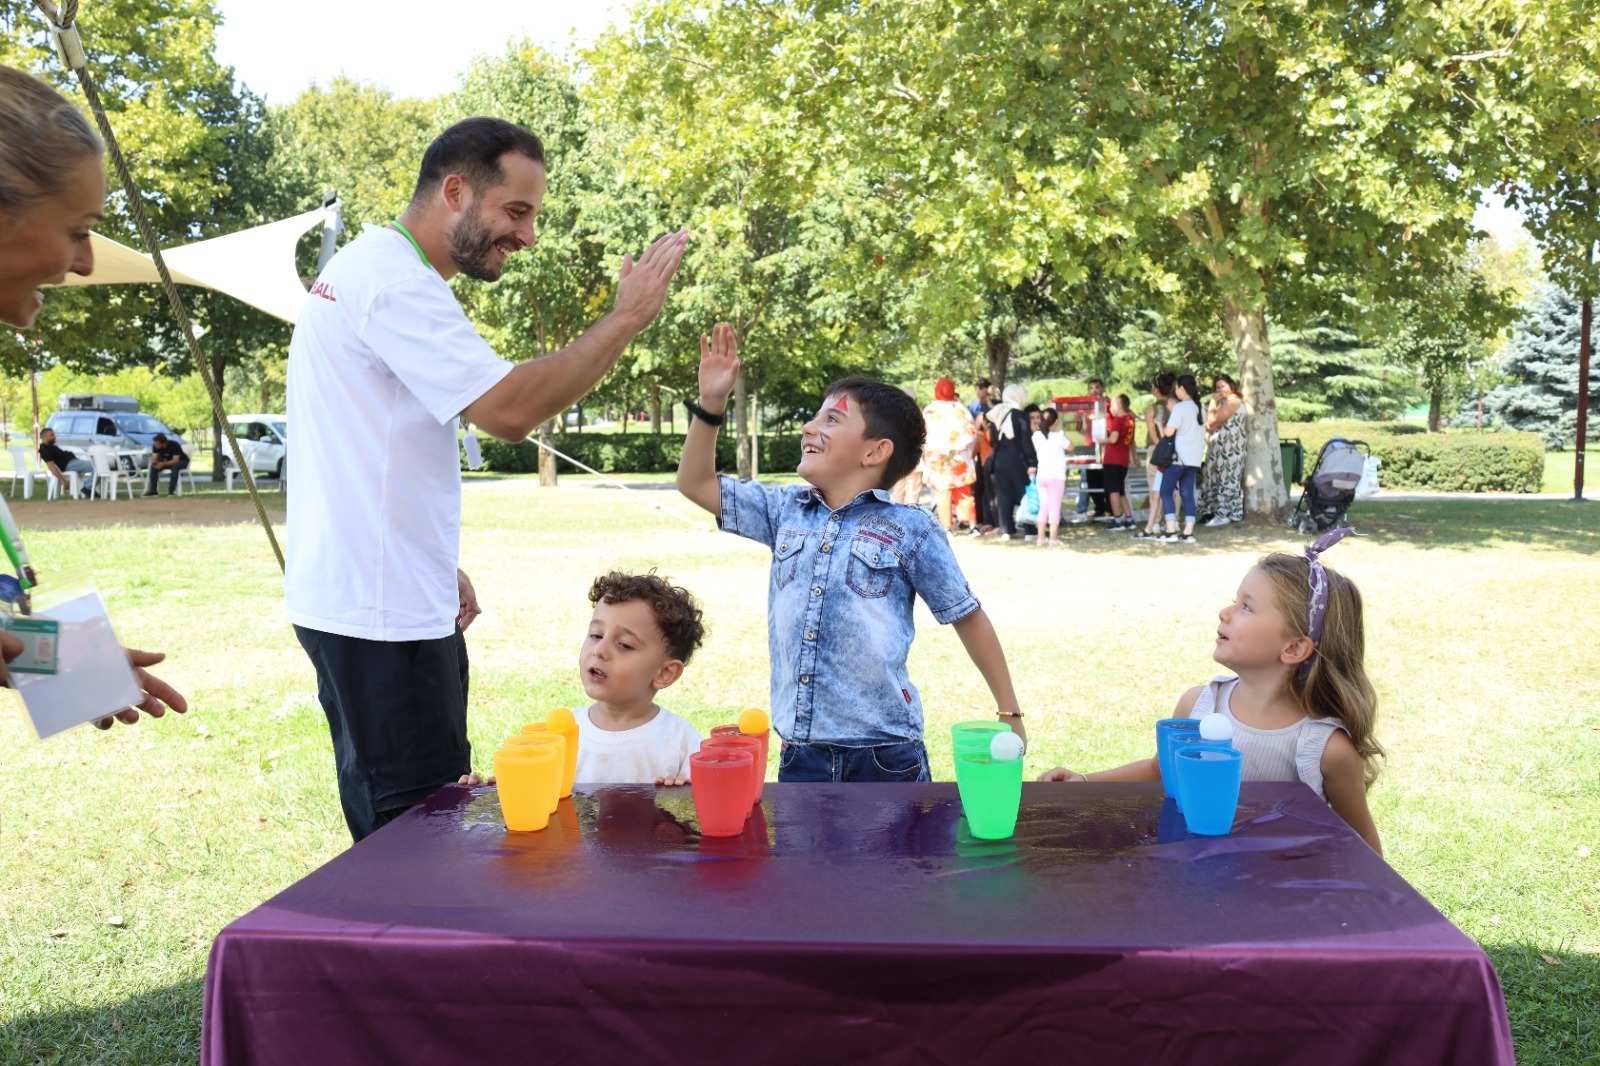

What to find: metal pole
left=1577, top=294, right=1591, bottom=501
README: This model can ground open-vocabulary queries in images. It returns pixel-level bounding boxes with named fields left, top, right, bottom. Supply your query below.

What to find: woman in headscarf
left=0, top=64, right=185, bottom=723
left=920, top=377, right=976, bottom=533
left=984, top=383, right=1037, bottom=541
left=1198, top=373, right=1247, bottom=526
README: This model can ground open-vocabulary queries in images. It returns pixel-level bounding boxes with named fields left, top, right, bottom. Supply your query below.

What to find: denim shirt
left=718, top=475, right=981, bottom=745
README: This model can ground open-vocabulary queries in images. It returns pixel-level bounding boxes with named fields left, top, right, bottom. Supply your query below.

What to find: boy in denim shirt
left=677, top=324, right=1029, bottom=781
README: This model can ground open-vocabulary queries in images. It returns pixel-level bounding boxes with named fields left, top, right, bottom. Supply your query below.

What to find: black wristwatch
left=685, top=399, right=727, bottom=427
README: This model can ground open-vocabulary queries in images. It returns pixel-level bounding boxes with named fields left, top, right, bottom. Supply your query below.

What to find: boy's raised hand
left=698, top=322, right=740, bottom=407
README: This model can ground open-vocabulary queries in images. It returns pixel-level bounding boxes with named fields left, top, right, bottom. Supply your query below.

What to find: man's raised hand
left=698, top=323, right=740, bottom=409
left=614, top=229, right=690, bottom=333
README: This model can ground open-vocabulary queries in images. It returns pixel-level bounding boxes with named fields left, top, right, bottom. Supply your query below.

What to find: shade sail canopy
left=54, top=207, right=331, bottom=324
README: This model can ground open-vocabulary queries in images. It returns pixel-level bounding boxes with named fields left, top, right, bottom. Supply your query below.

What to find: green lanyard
left=390, top=221, right=432, bottom=270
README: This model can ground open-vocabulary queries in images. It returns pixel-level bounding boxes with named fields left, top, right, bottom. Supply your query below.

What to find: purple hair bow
left=1301, top=526, right=1361, bottom=678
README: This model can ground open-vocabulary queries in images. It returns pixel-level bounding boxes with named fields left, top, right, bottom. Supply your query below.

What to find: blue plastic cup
left=1174, top=747, right=1243, bottom=836
left=1167, top=734, right=1235, bottom=811
left=1155, top=718, right=1202, bottom=799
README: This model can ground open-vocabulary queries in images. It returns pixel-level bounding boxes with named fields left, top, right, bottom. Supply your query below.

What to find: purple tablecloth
left=202, top=782, right=1513, bottom=1065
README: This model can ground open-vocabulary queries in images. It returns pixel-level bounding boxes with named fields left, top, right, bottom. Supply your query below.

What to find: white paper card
left=5, top=571, right=140, bottom=740
left=462, top=430, right=484, bottom=470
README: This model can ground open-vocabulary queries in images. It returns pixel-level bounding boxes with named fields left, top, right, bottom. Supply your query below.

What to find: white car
left=227, top=414, right=288, bottom=478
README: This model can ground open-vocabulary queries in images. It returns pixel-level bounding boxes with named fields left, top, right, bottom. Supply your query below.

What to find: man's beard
left=449, top=206, right=508, bottom=282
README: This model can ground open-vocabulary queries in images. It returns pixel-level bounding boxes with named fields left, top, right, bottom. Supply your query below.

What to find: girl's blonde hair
left=1256, top=552, right=1385, bottom=788
left=0, top=65, right=103, bottom=220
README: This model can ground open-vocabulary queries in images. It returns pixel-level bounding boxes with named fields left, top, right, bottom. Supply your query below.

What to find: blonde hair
left=0, top=65, right=102, bottom=219
left=1255, top=552, right=1385, bottom=788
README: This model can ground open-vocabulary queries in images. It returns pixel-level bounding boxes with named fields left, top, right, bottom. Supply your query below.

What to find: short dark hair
left=974, top=378, right=992, bottom=389
left=1089, top=378, right=1104, bottom=387
left=411, top=117, right=545, bottom=206
left=153, top=433, right=168, bottom=442
left=1023, top=403, right=1040, bottom=415
left=589, top=570, right=705, bottom=664
left=1115, top=393, right=1131, bottom=409
left=823, top=376, right=927, bottom=488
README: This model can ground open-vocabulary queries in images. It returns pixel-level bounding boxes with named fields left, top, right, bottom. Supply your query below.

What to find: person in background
left=1156, top=373, right=1206, bottom=544
left=0, top=65, right=186, bottom=724
left=143, top=432, right=189, bottom=497
left=1031, top=407, right=1069, bottom=547
left=1135, top=373, right=1177, bottom=540
left=921, top=377, right=977, bottom=534
left=1199, top=373, right=1247, bottom=527
left=985, top=384, right=1037, bottom=542
left=969, top=377, right=997, bottom=533
left=1025, top=403, right=1042, bottom=435
left=37, top=427, right=94, bottom=499
left=1101, top=394, right=1138, bottom=530
left=1071, top=378, right=1109, bottom=523
left=889, top=386, right=926, bottom=507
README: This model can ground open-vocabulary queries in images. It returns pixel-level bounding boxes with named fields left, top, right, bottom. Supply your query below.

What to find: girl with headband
left=1039, top=528, right=1385, bottom=853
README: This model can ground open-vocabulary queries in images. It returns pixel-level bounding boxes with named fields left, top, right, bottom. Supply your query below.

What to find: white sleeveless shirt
left=1186, top=676, right=1347, bottom=800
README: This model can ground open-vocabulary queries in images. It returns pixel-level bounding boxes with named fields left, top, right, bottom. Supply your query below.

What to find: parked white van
left=226, top=414, right=288, bottom=478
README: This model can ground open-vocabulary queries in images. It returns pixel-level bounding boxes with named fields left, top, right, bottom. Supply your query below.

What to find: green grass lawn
left=1, top=482, right=1596, bottom=1063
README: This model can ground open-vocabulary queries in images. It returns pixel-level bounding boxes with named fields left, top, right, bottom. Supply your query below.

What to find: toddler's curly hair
left=589, top=570, right=706, bottom=664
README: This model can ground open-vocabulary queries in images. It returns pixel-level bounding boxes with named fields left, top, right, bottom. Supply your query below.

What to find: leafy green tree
left=1476, top=286, right=1599, bottom=449
left=1272, top=314, right=1420, bottom=421
left=639, top=0, right=1536, bottom=510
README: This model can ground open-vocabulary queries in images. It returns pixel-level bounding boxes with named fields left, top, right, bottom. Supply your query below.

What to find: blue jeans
left=1160, top=464, right=1198, bottom=521
left=778, top=740, right=931, bottom=783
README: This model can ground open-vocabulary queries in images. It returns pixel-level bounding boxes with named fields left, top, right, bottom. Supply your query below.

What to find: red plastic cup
left=709, top=724, right=742, bottom=739
left=701, top=735, right=762, bottom=808
left=739, top=729, right=770, bottom=804
left=689, top=749, right=754, bottom=837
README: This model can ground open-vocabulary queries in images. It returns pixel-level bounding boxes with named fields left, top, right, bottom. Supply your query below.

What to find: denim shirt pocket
left=845, top=535, right=900, bottom=599
left=773, top=529, right=808, bottom=589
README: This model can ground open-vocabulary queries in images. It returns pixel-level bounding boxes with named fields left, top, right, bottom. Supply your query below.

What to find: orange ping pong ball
left=547, top=707, right=576, bottom=731
left=738, top=708, right=770, bottom=734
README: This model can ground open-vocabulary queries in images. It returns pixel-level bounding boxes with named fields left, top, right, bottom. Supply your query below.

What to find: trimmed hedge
left=1279, top=421, right=1545, bottom=493
left=478, top=433, right=804, bottom=476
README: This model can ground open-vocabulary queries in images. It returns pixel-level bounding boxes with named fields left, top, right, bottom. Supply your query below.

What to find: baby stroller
left=1290, top=437, right=1370, bottom=534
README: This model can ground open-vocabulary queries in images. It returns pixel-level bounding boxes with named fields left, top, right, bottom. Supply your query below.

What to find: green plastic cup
left=955, top=752, right=1024, bottom=840
left=951, top=721, right=1013, bottom=759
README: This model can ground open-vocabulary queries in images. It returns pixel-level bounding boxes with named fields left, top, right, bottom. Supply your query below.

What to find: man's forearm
left=465, top=311, right=643, bottom=441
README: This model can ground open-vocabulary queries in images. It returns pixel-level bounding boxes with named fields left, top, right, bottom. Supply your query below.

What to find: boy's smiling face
left=797, top=391, right=892, bottom=494
left=580, top=598, right=682, bottom=704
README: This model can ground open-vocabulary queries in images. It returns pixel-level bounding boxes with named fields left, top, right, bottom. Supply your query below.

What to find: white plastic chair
left=87, top=446, right=132, bottom=501
left=5, top=446, right=39, bottom=499
left=174, top=444, right=199, bottom=496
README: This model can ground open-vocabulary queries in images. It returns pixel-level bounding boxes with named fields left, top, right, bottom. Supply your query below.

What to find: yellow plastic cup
left=525, top=718, right=578, bottom=798
left=493, top=745, right=560, bottom=831
left=510, top=732, right=566, bottom=812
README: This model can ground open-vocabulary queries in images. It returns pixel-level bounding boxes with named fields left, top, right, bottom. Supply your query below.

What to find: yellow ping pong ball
left=547, top=707, right=576, bottom=730
left=738, top=708, right=770, bottom=734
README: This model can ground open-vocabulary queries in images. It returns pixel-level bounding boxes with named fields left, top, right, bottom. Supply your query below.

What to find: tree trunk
left=985, top=332, right=1012, bottom=391
left=1223, top=300, right=1288, bottom=514
left=735, top=371, right=752, bottom=480
left=538, top=417, right=557, bottom=487
left=1576, top=295, right=1591, bottom=502
left=210, top=352, right=229, bottom=482
left=750, top=386, right=760, bottom=479
left=1427, top=390, right=1443, bottom=433
left=650, top=381, right=662, bottom=434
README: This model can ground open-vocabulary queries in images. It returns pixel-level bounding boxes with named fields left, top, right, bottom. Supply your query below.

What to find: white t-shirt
left=1167, top=399, right=1207, bottom=467
left=575, top=703, right=701, bottom=784
left=1031, top=430, right=1070, bottom=481
left=285, top=226, right=513, bottom=641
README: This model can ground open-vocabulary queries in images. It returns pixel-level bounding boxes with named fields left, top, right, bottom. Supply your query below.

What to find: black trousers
left=294, top=625, right=471, bottom=843
left=991, top=458, right=1029, bottom=535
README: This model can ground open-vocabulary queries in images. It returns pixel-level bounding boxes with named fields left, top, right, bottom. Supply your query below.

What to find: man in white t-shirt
left=287, top=116, right=687, bottom=841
